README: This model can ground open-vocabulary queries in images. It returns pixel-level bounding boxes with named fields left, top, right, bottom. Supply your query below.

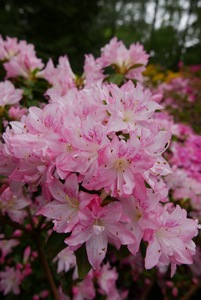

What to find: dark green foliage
left=75, top=244, right=92, bottom=279
left=46, top=231, right=67, bottom=260
left=0, top=0, right=200, bottom=72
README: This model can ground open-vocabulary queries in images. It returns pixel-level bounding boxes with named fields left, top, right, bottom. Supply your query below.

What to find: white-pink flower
left=2, top=38, right=43, bottom=78
left=66, top=201, right=135, bottom=270
left=0, top=186, right=31, bottom=223
left=0, top=266, right=22, bottom=295
left=54, top=247, right=77, bottom=273
left=99, top=37, right=149, bottom=81
left=143, top=205, right=199, bottom=276
left=0, top=80, right=23, bottom=107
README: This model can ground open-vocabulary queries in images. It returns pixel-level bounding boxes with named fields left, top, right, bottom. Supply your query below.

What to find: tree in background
left=0, top=0, right=200, bottom=73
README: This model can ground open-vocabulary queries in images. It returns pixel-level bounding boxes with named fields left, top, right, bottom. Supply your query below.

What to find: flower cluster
left=0, top=36, right=200, bottom=299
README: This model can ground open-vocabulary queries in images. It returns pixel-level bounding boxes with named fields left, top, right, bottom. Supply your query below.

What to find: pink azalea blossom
left=0, top=266, right=22, bottom=295
left=83, top=54, right=105, bottom=87
left=104, top=81, right=162, bottom=134
left=84, top=134, right=153, bottom=197
left=0, top=234, right=19, bottom=260
left=0, top=80, right=23, bottom=107
left=2, top=38, right=43, bottom=78
left=143, top=205, right=199, bottom=276
left=96, top=263, right=128, bottom=299
left=0, top=36, right=20, bottom=60
left=54, top=247, right=77, bottom=273
left=72, top=270, right=95, bottom=300
left=99, top=37, right=149, bottom=81
left=8, top=106, right=27, bottom=120
left=0, top=186, right=31, bottom=223
left=37, top=174, right=96, bottom=233
left=66, top=201, right=135, bottom=269
left=39, top=56, right=76, bottom=96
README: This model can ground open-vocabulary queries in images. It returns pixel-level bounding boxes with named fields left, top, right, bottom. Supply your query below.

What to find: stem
left=36, top=216, right=46, bottom=231
left=180, top=280, right=201, bottom=300
left=140, top=281, right=155, bottom=300
left=0, top=209, right=60, bottom=299
left=26, top=207, right=60, bottom=300
left=34, top=233, right=60, bottom=300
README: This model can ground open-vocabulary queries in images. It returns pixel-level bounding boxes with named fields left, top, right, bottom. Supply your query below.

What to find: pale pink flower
left=54, top=247, right=76, bottom=273
left=84, top=134, right=153, bottom=197
left=143, top=205, right=198, bottom=276
left=72, top=270, right=95, bottom=300
left=3, top=39, right=43, bottom=78
left=56, top=116, right=109, bottom=181
left=8, top=106, right=27, bottom=120
left=83, top=54, right=105, bottom=86
left=0, top=36, right=20, bottom=60
left=66, top=202, right=135, bottom=269
left=0, top=80, right=23, bottom=107
left=0, top=234, right=19, bottom=259
left=120, top=190, right=161, bottom=255
left=96, top=263, right=118, bottom=296
left=0, top=266, right=22, bottom=295
left=37, top=175, right=96, bottom=233
left=0, top=187, right=31, bottom=223
left=39, top=56, right=76, bottom=96
left=105, top=81, right=162, bottom=134
left=99, top=37, right=149, bottom=81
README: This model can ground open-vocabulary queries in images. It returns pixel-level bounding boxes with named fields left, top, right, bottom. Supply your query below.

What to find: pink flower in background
left=0, top=80, right=23, bottom=107
left=0, top=266, right=22, bottom=295
left=72, top=270, right=95, bottom=300
left=8, top=106, right=28, bottom=120
left=54, top=247, right=77, bottom=273
left=99, top=37, right=149, bottom=81
left=39, top=56, right=76, bottom=97
left=1, top=37, right=43, bottom=78
left=0, top=234, right=19, bottom=261
left=0, top=36, right=20, bottom=60
left=83, top=54, right=104, bottom=87
left=96, top=263, right=126, bottom=299
left=0, top=186, right=31, bottom=223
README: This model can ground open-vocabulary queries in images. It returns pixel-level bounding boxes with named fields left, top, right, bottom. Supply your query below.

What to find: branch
left=34, top=233, right=60, bottom=300
left=140, top=280, right=155, bottom=300
left=26, top=207, right=60, bottom=300
left=180, top=279, right=201, bottom=300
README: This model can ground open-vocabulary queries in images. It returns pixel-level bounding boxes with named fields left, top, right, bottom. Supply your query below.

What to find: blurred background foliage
left=0, top=0, right=200, bottom=72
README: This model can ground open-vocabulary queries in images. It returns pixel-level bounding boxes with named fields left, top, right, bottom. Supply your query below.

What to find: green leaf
left=113, top=245, right=130, bottom=260
left=46, top=231, right=67, bottom=260
left=75, top=245, right=92, bottom=279
left=104, top=74, right=124, bottom=85
left=140, top=241, right=147, bottom=258
left=4, top=224, right=14, bottom=239
left=103, top=65, right=116, bottom=75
